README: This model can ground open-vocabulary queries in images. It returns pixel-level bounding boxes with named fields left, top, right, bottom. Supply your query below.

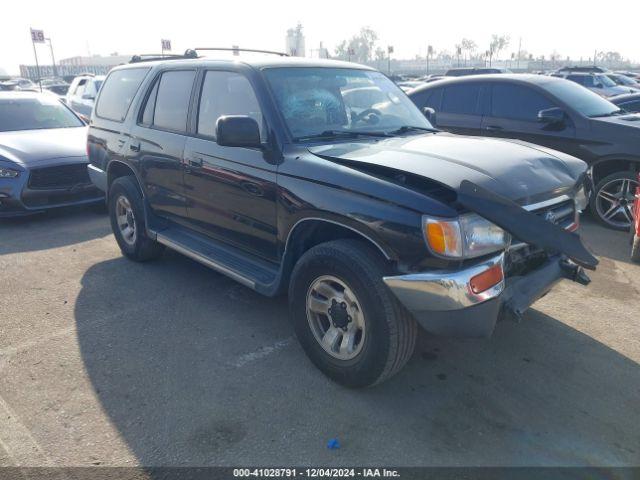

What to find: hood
left=590, top=112, right=640, bottom=131
left=0, top=127, right=88, bottom=166
left=602, top=85, right=637, bottom=96
left=308, top=133, right=586, bottom=205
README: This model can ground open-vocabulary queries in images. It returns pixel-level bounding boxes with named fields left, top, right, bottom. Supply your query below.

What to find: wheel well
left=279, top=219, right=392, bottom=293
left=107, top=161, right=141, bottom=196
left=592, top=159, right=640, bottom=184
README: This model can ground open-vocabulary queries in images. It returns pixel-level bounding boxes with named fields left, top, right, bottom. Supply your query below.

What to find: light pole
left=387, top=46, right=393, bottom=75
left=45, top=37, right=57, bottom=78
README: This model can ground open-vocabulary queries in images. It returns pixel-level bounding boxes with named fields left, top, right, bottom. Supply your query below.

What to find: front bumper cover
left=384, top=253, right=590, bottom=338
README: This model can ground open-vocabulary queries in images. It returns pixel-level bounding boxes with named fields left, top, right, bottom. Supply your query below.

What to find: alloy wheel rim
left=595, top=178, right=638, bottom=229
left=116, top=195, right=137, bottom=246
left=306, top=275, right=366, bottom=361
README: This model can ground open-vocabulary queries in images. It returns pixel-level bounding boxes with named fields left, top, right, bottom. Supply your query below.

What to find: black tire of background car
left=288, top=239, right=417, bottom=388
left=590, top=171, right=638, bottom=231
left=108, top=176, right=165, bottom=262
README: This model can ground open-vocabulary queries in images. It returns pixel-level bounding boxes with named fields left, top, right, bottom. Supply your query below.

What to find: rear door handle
left=129, top=141, right=141, bottom=152
left=484, top=125, right=504, bottom=131
left=188, top=156, right=204, bottom=167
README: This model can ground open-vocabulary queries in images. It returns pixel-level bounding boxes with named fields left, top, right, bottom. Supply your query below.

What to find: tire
left=289, top=239, right=417, bottom=388
left=590, top=171, right=638, bottom=231
left=108, top=176, right=164, bottom=262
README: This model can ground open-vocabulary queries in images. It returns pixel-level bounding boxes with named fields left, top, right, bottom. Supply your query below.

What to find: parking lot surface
left=0, top=207, right=639, bottom=467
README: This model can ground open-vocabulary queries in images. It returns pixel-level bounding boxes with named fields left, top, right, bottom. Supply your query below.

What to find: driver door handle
left=188, top=156, right=204, bottom=167
left=129, top=141, right=141, bottom=152
left=484, top=125, right=504, bottom=131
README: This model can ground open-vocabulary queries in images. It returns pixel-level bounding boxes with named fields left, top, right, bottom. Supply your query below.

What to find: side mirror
left=538, top=107, right=565, bottom=126
left=216, top=116, right=262, bottom=149
left=422, top=107, right=437, bottom=125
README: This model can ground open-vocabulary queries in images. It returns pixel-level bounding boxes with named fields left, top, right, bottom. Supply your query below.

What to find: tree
left=460, top=38, right=477, bottom=64
left=488, top=34, right=510, bottom=66
left=334, top=27, right=379, bottom=63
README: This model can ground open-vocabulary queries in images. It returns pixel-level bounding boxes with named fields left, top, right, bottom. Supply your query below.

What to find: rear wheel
left=108, top=176, right=164, bottom=262
left=289, top=239, right=417, bottom=388
left=590, top=171, right=638, bottom=231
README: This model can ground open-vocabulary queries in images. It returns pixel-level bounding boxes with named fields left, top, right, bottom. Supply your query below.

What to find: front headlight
left=574, top=184, right=588, bottom=212
left=0, top=167, right=20, bottom=178
left=423, top=213, right=511, bottom=259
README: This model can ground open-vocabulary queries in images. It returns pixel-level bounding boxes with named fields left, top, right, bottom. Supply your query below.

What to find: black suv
left=409, top=74, right=640, bottom=230
left=88, top=53, right=595, bottom=387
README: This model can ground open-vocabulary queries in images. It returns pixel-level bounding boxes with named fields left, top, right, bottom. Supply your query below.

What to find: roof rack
left=129, top=51, right=199, bottom=63
left=193, top=47, right=289, bottom=57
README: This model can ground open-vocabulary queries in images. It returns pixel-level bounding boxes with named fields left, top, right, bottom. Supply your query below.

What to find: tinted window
left=544, top=80, right=620, bottom=117
left=567, top=75, right=586, bottom=86
left=153, top=70, right=195, bottom=132
left=409, top=87, right=442, bottom=111
left=491, top=84, right=554, bottom=121
left=197, top=71, right=264, bottom=140
left=441, top=84, right=480, bottom=114
left=0, top=96, right=83, bottom=131
left=620, top=100, right=640, bottom=112
left=95, top=68, right=149, bottom=121
left=140, top=80, right=159, bottom=126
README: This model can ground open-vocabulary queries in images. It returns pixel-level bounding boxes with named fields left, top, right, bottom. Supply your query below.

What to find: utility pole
left=427, top=45, right=433, bottom=75
left=45, top=37, right=57, bottom=77
left=387, top=46, right=393, bottom=75
left=516, top=37, right=522, bottom=70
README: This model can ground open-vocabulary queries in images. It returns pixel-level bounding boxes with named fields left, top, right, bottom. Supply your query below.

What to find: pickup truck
left=87, top=51, right=597, bottom=387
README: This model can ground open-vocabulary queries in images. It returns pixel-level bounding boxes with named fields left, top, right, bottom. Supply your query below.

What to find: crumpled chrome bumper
left=383, top=253, right=589, bottom=338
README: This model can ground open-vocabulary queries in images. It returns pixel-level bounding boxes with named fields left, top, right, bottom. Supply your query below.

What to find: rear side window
left=410, top=88, right=443, bottom=111
left=152, top=70, right=196, bottom=132
left=491, top=84, right=554, bottom=121
left=95, top=68, right=149, bottom=122
left=441, top=84, right=480, bottom=115
left=197, top=70, right=264, bottom=140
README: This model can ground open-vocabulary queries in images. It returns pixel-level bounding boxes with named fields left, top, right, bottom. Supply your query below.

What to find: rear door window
left=441, top=84, right=480, bottom=114
left=95, top=68, right=149, bottom=122
left=151, top=70, right=196, bottom=132
left=491, top=84, right=554, bottom=121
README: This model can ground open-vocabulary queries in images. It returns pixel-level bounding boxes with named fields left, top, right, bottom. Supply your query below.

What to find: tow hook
left=559, top=258, right=591, bottom=286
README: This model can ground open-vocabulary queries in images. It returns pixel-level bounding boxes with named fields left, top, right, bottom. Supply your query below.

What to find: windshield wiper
left=387, top=125, right=439, bottom=135
left=294, top=130, right=392, bottom=142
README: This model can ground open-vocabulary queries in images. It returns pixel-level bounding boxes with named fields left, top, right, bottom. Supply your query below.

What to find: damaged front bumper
left=383, top=252, right=590, bottom=338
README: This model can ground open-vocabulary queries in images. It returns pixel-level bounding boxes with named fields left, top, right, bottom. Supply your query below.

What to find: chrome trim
left=284, top=217, right=392, bottom=260
left=383, top=253, right=505, bottom=312
left=155, top=232, right=255, bottom=289
left=522, top=195, right=571, bottom=212
left=87, top=164, right=107, bottom=192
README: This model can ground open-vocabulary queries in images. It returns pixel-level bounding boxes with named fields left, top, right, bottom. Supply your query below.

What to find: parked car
left=396, top=80, right=425, bottom=92
left=555, top=66, right=609, bottom=74
left=615, top=71, right=640, bottom=81
left=552, top=72, right=635, bottom=97
left=610, top=92, right=640, bottom=113
left=606, top=73, right=640, bottom=89
left=630, top=174, right=640, bottom=262
left=87, top=54, right=596, bottom=387
left=0, top=78, right=38, bottom=92
left=0, top=92, right=104, bottom=216
left=445, top=67, right=511, bottom=77
left=409, top=74, right=640, bottom=230
left=66, top=74, right=104, bottom=120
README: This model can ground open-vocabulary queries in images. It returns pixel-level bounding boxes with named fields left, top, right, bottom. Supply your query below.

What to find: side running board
left=152, top=226, right=280, bottom=295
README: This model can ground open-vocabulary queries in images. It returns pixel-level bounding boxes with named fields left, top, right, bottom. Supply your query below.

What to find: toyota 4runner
left=87, top=50, right=597, bottom=387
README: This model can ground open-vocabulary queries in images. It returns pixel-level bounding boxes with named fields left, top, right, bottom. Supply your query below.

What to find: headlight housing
left=423, top=213, right=511, bottom=259
left=0, top=167, right=20, bottom=178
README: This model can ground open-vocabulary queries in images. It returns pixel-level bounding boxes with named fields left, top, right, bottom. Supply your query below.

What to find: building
left=285, top=24, right=305, bottom=57
left=59, top=53, right=132, bottom=67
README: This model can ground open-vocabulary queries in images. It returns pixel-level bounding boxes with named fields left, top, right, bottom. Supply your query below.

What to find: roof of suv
left=113, top=55, right=374, bottom=72
left=411, top=73, right=566, bottom=90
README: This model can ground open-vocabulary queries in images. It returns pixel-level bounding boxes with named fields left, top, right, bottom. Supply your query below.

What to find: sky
left=1, top=0, right=639, bottom=75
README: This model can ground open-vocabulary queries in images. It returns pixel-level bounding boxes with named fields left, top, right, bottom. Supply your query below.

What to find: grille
left=28, top=163, right=91, bottom=189
left=529, top=198, right=576, bottom=230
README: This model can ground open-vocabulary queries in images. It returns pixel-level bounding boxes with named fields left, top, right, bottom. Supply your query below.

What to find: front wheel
left=590, top=171, right=638, bottom=231
left=289, top=239, right=417, bottom=388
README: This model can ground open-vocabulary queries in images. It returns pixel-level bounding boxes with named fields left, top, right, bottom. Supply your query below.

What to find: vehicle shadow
left=74, top=252, right=640, bottom=467
left=0, top=205, right=110, bottom=255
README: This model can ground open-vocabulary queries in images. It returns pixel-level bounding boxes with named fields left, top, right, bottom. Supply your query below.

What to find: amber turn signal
left=469, top=264, right=504, bottom=294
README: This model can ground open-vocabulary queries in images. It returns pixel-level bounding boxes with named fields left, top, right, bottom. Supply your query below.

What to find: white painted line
left=230, top=337, right=294, bottom=368
left=0, top=395, right=51, bottom=466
